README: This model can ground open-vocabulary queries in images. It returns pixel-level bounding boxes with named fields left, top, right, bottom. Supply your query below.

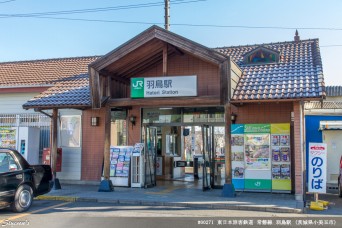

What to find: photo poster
left=244, top=134, right=271, bottom=170
left=231, top=134, right=245, bottom=179
left=272, top=164, right=281, bottom=179
left=272, top=143, right=290, bottom=161
left=271, top=123, right=290, bottom=162
left=270, top=123, right=291, bottom=164
left=0, top=127, right=16, bottom=149
left=132, top=143, right=144, bottom=156
left=231, top=124, right=245, bottom=189
left=109, top=146, right=133, bottom=177
left=60, top=115, right=81, bottom=147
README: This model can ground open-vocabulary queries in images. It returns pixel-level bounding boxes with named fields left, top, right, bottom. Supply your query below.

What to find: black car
left=0, top=148, right=53, bottom=212
left=339, top=155, right=342, bottom=198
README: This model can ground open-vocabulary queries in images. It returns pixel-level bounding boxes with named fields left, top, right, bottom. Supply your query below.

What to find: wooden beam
left=90, top=28, right=157, bottom=70
left=89, top=67, right=101, bottom=109
left=163, top=43, right=168, bottom=76
left=99, top=71, right=130, bottom=85
left=118, top=52, right=163, bottom=77
left=108, top=96, right=220, bottom=107
left=220, top=59, right=229, bottom=105
left=155, top=29, right=226, bottom=65
left=106, top=76, right=111, bottom=97
left=168, top=44, right=184, bottom=56
left=106, top=39, right=164, bottom=73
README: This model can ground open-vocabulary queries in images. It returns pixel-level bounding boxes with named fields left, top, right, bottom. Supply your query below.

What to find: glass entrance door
left=143, top=126, right=157, bottom=188
left=202, top=125, right=214, bottom=191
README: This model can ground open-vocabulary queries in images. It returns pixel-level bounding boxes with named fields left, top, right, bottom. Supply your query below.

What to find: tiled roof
left=0, top=56, right=99, bottom=87
left=326, top=86, right=342, bottom=97
left=5, top=37, right=327, bottom=109
left=305, top=101, right=342, bottom=109
left=215, top=39, right=325, bottom=101
left=22, top=74, right=91, bottom=109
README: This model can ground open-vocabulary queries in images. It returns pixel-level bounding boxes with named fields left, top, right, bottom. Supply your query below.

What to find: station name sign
left=131, top=75, right=197, bottom=98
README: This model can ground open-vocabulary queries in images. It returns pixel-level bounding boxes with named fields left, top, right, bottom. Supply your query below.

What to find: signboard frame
left=131, top=76, right=197, bottom=98
left=308, top=142, right=327, bottom=194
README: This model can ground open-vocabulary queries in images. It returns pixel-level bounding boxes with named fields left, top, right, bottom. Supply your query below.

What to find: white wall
left=0, top=93, right=39, bottom=114
left=322, top=130, right=342, bottom=184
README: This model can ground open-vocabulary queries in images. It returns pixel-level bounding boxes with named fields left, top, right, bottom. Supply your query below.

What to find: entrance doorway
left=142, top=124, right=225, bottom=190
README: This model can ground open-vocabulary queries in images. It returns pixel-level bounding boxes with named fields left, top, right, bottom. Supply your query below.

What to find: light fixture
left=129, top=115, right=136, bottom=126
left=91, top=117, right=99, bottom=126
left=231, top=113, right=237, bottom=124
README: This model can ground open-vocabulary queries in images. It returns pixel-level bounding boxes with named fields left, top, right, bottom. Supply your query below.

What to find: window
left=111, top=110, right=127, bottom=146
left=0, top=152, right=20, bottom=173
left=244, top=47, right=279, bottom=64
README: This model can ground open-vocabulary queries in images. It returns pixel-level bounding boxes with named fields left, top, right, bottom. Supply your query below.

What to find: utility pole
left=164, top=0, right=170, bottom=30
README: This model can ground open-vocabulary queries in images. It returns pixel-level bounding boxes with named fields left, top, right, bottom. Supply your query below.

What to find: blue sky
left=1, top=0, right=342, bottom=85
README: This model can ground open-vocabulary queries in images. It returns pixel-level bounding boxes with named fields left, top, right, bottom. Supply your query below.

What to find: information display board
left=270, top=124, right=291, bottom=192
left=308, top=143, right=327, bottom=193
left=231, top=123, right=292, bottom=192
left=231, top=124, right=245, bottom=190
left=107, top=146, right=133, bottom=187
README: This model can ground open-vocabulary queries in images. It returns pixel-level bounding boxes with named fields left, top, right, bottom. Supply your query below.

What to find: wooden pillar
left=103, top=106, right=111, bottom=180
left=51, top=108, right=61, bottom=189
left=224, top=103, right=232, bottom=184
left=221, top=58, right=235, bottom=197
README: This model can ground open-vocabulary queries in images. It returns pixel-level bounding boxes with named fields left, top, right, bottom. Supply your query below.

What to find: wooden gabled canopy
left=88, top=25, right=229, bottom=109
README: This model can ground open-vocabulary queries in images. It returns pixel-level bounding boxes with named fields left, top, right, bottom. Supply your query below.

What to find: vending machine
left=17, top=127, right=40, bottom=165
left=0, top=127, right=40, bottom=164
left=131, top=143, right=145, bottom=188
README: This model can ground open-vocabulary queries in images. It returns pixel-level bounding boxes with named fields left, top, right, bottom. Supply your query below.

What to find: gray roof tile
left=216, top=39, right=325, bottom=101
left=22, top=74, right=91, bottom=109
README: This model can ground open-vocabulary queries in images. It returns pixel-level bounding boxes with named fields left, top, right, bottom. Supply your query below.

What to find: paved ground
left=35, top=180, right=342, bottom=215
left=4, top=201, right=342, bottom=228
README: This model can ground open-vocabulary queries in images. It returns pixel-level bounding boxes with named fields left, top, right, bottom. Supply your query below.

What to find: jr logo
left=131, top=78, right=144, bottom=98
left=132, top=80, right=143, bottom=88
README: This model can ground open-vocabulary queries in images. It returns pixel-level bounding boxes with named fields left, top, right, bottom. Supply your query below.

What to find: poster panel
left=60, top=115, right=81, bottom=147
left=0, top=127, right=16, bottom=149
left=244, top=134, right=270, bottom=170
left=232, top=162, right=244, bottom=179
left=308, top=143, right=327, bottom=193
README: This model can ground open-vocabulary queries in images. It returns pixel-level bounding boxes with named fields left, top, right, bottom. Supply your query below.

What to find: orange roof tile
left=0, top=56, right=99, bottom=87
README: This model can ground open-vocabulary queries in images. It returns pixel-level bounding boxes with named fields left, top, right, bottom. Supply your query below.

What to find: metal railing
left=0, top=113, right=51, bottom=162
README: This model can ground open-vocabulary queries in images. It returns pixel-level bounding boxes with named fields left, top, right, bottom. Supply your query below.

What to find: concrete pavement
left=36, top=180, right=305, bottom=214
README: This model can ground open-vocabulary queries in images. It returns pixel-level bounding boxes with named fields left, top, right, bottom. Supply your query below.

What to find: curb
left=35, top=195, right=303, bottom=214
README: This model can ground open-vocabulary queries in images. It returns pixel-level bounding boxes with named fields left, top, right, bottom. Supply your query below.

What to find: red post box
left=42, top=148, right=62, bottom=172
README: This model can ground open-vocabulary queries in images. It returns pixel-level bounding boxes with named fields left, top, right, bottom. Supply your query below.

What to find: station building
left=2, top=26, right=325, bottom=205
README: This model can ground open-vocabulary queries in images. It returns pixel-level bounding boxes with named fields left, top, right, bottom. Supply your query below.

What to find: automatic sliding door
left=143, top=126, right=157, bottom=188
